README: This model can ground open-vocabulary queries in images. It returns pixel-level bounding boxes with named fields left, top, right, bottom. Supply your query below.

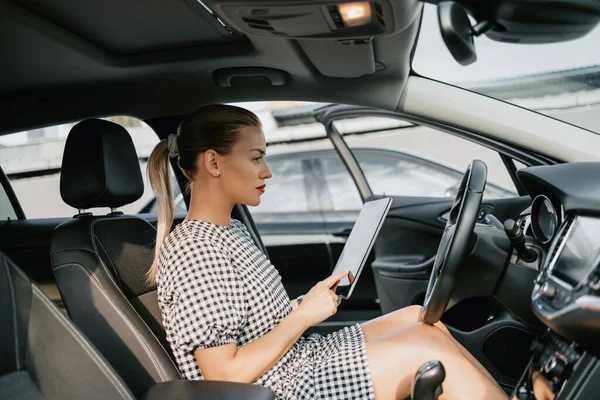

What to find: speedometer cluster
left=531, top=195, right=560, bottom=243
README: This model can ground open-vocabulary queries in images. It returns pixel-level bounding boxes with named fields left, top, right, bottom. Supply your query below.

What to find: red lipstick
left=256, top=184, right=266, bottom=193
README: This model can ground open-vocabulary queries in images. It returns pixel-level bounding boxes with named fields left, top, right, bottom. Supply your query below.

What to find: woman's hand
left=296, top=270, right=349, bottom=327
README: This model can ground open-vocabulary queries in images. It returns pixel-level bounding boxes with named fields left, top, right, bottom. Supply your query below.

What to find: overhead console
left=217, top=1, right=397, bottom=39
left=209, top=0, right=422, bottom=77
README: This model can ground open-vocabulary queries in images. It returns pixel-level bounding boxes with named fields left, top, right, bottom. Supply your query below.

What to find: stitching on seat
left=127, top=293, right=180, bottom=373
left=94, top=234, right=124, bottom=290
left=31, top=285, right=133, bottom=399
left=54, top=263, right=173, bottom=381
left=3, top=260, right=21, bottom=370
left=87, top=220, right=178, bottom=373
left=89, top=220, right=123, bottom=290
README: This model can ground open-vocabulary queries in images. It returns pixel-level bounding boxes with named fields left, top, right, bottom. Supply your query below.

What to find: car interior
left=1, top=0, right=600, bottom=399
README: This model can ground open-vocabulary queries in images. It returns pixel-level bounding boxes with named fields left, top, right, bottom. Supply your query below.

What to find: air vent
left=242, top=17, right=274, bottom=32
left=327, top=5, right=345, bottom=29
left=549, top=216, right=574, bottom=263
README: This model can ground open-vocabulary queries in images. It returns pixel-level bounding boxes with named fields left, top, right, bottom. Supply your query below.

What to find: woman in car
left=147, top=104, right=507, bottom=399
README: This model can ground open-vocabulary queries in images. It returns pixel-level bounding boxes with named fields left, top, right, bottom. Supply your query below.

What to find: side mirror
left=437, top=2, right=477, bottom=66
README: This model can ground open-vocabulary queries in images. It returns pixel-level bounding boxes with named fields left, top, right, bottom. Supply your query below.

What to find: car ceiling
left=0, top=0, right=423, bottom=135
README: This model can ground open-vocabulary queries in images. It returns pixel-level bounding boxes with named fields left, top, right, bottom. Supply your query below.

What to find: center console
left=513, top=213, right=600, bottom=399
left=531, top=214, right=600, bottom=353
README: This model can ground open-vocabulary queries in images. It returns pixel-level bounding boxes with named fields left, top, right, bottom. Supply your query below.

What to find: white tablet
left=333, top=197, right=392, bottom=299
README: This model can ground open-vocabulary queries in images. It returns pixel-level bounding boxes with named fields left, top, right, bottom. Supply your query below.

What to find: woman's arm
left=195, top=309, right=309, bottom=383
left=194, top=270, right=348, bottom=383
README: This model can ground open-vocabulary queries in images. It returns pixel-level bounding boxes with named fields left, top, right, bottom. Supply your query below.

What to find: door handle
left=372, top=256, right=436, bottom=278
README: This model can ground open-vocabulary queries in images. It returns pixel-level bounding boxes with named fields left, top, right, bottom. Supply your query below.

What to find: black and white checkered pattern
left=157, top=219, right=375, bottom=399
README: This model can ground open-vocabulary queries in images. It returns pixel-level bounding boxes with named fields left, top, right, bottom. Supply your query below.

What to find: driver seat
left=50, top=119, right=180, bottom=397
left=50, top=119, right=269, bottom=397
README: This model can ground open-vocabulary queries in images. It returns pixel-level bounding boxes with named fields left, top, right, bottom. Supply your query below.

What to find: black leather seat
left=0, top=251, right=135, bottom=400
left=1, top=252, right=275, bottom=400
left=50, top=119, right=274, bottom=399
left=51, top=119, right=180, bottom=397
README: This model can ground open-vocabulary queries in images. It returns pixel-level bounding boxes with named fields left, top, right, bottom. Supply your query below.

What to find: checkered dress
left=156, top=219, right=375, bottom=399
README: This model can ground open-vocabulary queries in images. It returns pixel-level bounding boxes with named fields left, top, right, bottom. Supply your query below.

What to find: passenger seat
left=0, top=251, right=135, bottom=400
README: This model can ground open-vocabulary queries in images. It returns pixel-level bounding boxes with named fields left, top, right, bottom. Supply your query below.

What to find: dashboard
left=517, top=163, right=600, bottom=354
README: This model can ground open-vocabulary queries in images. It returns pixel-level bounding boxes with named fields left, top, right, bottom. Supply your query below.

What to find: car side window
left=355, top=153, right=460, bottom=197
left=320, top=157, right=362, bottom=211
left=0, top=180, right=18, bottom=221
left=252, top=157, right=310, bottom=213
left=1, top=117, right=160, bottom=218
left=335, top=118, right=519, bottom=199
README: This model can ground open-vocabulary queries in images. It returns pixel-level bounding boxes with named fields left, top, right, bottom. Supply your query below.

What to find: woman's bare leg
left=361, top=305, right=498, bottom=386
left=366, top=322, right=507, bottom=400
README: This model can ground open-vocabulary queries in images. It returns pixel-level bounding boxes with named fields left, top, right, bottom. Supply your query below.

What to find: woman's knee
left=389, top=304, right=424, bottom=325
left=403, top=304, right=424, bottom=319
left=369, top=322, right=461, bottom=363
left=366, top=323, right=466, bottom=398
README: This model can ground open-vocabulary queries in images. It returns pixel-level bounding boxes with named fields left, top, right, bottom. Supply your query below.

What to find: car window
left=143, top=177, right=187, bottom=215
left=334, top=118, right=519, bottom=199
left=320, top=157, right=363, bottom=211
left=252, top=157, right=310, bottom=213
left=356, top=154, right=460, bottom=197
left=0, top=117, right=160, bottom=218
left=0, top=181, right=18, bottom=221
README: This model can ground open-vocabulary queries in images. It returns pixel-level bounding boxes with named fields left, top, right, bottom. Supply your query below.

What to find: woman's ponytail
left=146, top=139, right=174, bottom=286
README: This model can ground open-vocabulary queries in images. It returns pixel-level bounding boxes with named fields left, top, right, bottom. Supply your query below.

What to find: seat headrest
left=60, top=119, right=144, bottom=210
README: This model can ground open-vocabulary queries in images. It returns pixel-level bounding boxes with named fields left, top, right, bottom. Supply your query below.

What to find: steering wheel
left=422, top=160, right=487, bottom=324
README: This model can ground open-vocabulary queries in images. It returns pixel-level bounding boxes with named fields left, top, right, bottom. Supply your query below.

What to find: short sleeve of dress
left=169, top=237, right=246, bottom=352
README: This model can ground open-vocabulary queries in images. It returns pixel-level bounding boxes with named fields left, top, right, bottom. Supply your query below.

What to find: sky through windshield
left=412, top=4, right=600, bottom=134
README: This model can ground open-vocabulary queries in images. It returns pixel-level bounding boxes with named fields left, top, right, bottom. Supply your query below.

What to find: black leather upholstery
left=52, top=120, right=180, bottom=397
left=0, top=252, right=135, bottom=400
left=60, top=119, right=144, bottom=209
left=51, top=215, right=180, bottom=397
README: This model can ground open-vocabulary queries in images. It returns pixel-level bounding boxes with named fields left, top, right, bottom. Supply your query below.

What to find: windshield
left=412, top=4, right=600, bottom=134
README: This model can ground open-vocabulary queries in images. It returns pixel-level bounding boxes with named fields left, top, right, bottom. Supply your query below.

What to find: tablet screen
left=332, top=197, right=392, bottom=298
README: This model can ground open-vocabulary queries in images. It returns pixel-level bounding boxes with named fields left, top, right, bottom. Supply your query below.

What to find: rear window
left=0, top=117, right=159, bottom=218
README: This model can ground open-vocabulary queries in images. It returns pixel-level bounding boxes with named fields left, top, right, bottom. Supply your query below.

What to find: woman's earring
left=216, top=171, right=220, bottom=176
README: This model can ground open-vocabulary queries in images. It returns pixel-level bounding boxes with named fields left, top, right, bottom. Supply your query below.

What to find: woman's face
left=219, top=125, right=272, bottom=207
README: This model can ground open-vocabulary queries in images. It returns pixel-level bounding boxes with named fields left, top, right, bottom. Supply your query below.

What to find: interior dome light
left=337, top=2, right=372, bottom=27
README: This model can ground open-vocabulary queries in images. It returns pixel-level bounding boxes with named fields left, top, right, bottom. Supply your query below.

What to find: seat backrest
left=50, top=119, right=180, bottom=397
left=0, top=251, right=135, bottom=400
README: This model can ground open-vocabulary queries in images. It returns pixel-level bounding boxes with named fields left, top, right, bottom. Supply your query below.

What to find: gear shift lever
left=411, top=360, right=445, bottom=400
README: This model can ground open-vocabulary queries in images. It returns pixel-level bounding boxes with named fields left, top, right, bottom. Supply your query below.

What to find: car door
left=316, top=105, right=549, bottom=390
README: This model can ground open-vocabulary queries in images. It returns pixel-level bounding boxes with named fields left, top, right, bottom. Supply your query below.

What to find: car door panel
left=324, top=195, right=532, bottom=312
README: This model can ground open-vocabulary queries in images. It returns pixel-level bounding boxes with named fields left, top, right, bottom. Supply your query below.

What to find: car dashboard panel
left=509, top=163, right=600, bottom=397
left=531, top=214, right=600, bottom=353
left=516, top=164, right=600, bottom=349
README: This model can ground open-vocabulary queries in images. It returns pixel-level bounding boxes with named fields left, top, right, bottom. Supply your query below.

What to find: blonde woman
left=148, top=104, right=507, bottom=399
